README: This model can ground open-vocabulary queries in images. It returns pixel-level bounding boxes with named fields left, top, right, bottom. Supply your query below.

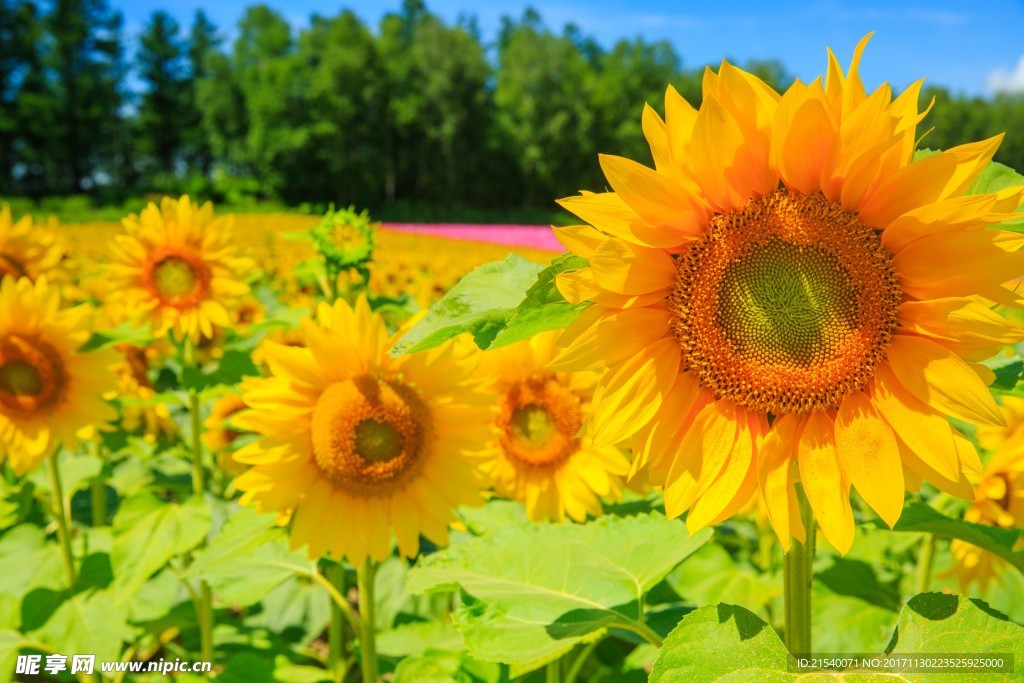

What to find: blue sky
left=112, top=0, right=1024, bottom=96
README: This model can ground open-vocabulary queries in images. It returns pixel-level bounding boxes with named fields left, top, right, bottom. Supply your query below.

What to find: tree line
left=2, top=0, right=1023, bottom=213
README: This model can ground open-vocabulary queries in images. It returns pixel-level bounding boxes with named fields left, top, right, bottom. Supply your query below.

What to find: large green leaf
left=650, top=604, right=794, bottom=682
left=665, top=544, right=780, bottom=618
left=390, top=254, right=545, bottom=355
left=111, top=494, right=212, bottom=597
left=391, top=252, right=588, bottom=355
left=885, top=502, right=1024, bottom=574
left=186, top=507, right=313, bottom=606
left=34, top=589, right=133, bottom=664
left=488, top=253, right=589, bottom=348
left=407, top=514, right=711, bottom=672
left=651, top=595, right=1024, bottom=681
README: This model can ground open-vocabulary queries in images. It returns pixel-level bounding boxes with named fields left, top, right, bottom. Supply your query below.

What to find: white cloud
left=987, top=56, right=1024, bottom=94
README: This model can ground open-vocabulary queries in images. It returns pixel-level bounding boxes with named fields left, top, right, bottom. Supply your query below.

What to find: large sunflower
left=551, top=36, right=1024, bottom=553
left=106, top=196, right=252, bottom=341
left=0, top=277, right=117, bottom=474
left=478, top=331, right=630, bottom=522
left=0, top=204, right=64, bottom=282
left=232, top=297, right=491, bottom=564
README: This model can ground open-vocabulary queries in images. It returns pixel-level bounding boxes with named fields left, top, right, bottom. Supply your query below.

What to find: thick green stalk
left=916, top=533, right=936, bottom=594
left=783, top=485, right=816, bottom=656
left=326, top=563, right=348, bottom=681
left=90, top=440, right=107, bottom=526
left=47, top=454, right=75, bottom=587
left=357, top=558, right=379, bottom=683
left=181, top=337, right=213, bottom=663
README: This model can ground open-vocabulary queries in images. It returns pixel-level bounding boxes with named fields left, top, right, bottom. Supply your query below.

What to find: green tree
left=378, top=1, right=492, bottom=206
left=45, top=0, right=126, bottom=192
left=186, top=10, right=221, bottom=177
left=136, top=10, right=189, bottom=176
left=494, top=9, right=598, bottom=205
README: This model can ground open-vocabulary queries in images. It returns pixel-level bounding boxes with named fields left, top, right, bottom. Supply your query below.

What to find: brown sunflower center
left=498, top=374, right=583, bottom=468
left=0, top=335, right=66, bottom=414
left=310, top=375, right=429, bottom=495
left=669, top=190, right=902, bottom=414
left=146, top=248, right=212, bottom=309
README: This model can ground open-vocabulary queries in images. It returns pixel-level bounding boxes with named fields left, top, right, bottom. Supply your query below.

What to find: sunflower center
left=146, top=248, right=212, bottom=309
left=498, top=374, right=583, bottom=468
left=670, top=190, right=901, bottom=414
left=0, top=335, right=66, bottom=414
left=152, top=257, right=198, bottom=297
left=311, top=375, right=429, bottom=495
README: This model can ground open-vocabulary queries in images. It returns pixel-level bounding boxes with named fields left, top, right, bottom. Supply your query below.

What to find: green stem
left=47, top=454, right=75, bottom=587
left=616, top=621, right=663, bottom=648
left=326, top=563, right=348, bottom=682
left=916, top=533, right=936, bottom=594
left=357, top=558, right=379, bottom=683
left=783, top=484, right=815, bottom=656
left=564, top=639, right=600, bottom=683
left=181, top=337, right=213, bottom=663
left=310, top=564, right=361, bottom=632
left=545, top=660, right=560, bottom=683
left=90, top=440, right=107, bottom=527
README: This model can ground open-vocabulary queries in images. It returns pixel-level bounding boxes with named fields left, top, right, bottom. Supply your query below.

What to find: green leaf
left=885, top=593, right=1024, bottom=680
left=651, top=595, right=1024, bottom=681
left=80, top=323, right=154, bottom=351
left=111, top=494, right=212, bottom=597
left=0, top=526, right=65, bottom=627
left=985, top=354, right=1024, bottom=394
left=34, top=589, right=133, bottom=664
left=885, top=502, right=1024, bottom=574
left=390, top=254, right=546, bottom=355
left=665, top=544, right=780, bottom=617
left=392, top=651, right=501, bottom=683
left=967, top=160, right=1024, bottom=198
left=181, top=349, right=259, bottom=392
left=650, top=604, right=793, bottom=682
left=245, top=575, right=330, bottom=645
left=0, top=630, right=26, bottom=683
left=407, top=514, right=712, bottom=672
left=488, top=253, right=589, bottom=348
left=186, top=507, right=313, bottom=606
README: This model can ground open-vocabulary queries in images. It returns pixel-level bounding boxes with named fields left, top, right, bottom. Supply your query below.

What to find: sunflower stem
left=564, top=638, right=600, bottom=683
left=47, top=454, right=75, bottom=587
left=90, top=440, right=107, bottom=526
left=180, top=336, right=214, bottom=664
left=783, top=484, right=815, bottom=657
left=326, top=562, right=348, bottom=682
left=545, top=660, right=560, bottom=683
left=916, top=533, right=936, bottom=594
left=357, top=558, right=379, bottom=683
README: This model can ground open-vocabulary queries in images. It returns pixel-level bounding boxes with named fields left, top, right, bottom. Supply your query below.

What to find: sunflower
left=948, top=441, right=1024, bottom=591
left=204, top=392, right=248, bottom=476
left=478, top=331, right=630, bottom=522
left=550, top=35, right=1024, bottom=553
left=232, top=297, right=491, bottom=563
left=114, top=343, right=177, bottom=443
left=106, top=196, right=253, bottom=341
left=0, top=277, right=117, bottom=474
left=0, top=204, right=64, bottom=283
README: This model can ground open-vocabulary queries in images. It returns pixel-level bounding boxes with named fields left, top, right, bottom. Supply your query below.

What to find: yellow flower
left=114, top=343, right=177, bottom=442
left=0, top=204, right=64, bottom=283
left=0, top=277, right=117, bottom=473
left=204, top=392, right=249, bottom=476
left=976, top=396, right=1024, bottom=452
left=233, top=297, right=491, bottom=564
left=106, top=196, right=253, bottom=341
left=478, top=331, right=630, bottom=522
left=551, top=35, right=1024, bottom=554
left=949, top=442, right=1024, bottom=591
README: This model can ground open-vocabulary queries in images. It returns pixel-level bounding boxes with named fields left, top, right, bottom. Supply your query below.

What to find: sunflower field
left=4, top=36, right=1024, bottom=683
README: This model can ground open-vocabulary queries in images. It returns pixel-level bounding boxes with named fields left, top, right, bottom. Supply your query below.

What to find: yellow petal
left=757, top=413, right=800, bottom=551
left=835, top=390, right=904, bottom=528
left=589, top=236, right=676, bottom=295
left=871, top=363, right=960, bottom=481
left=798, top=411, right=854, bottom=555
left=887, top=334, right=1003, bottom=427
left=590, top=337, right=679, bottom=448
